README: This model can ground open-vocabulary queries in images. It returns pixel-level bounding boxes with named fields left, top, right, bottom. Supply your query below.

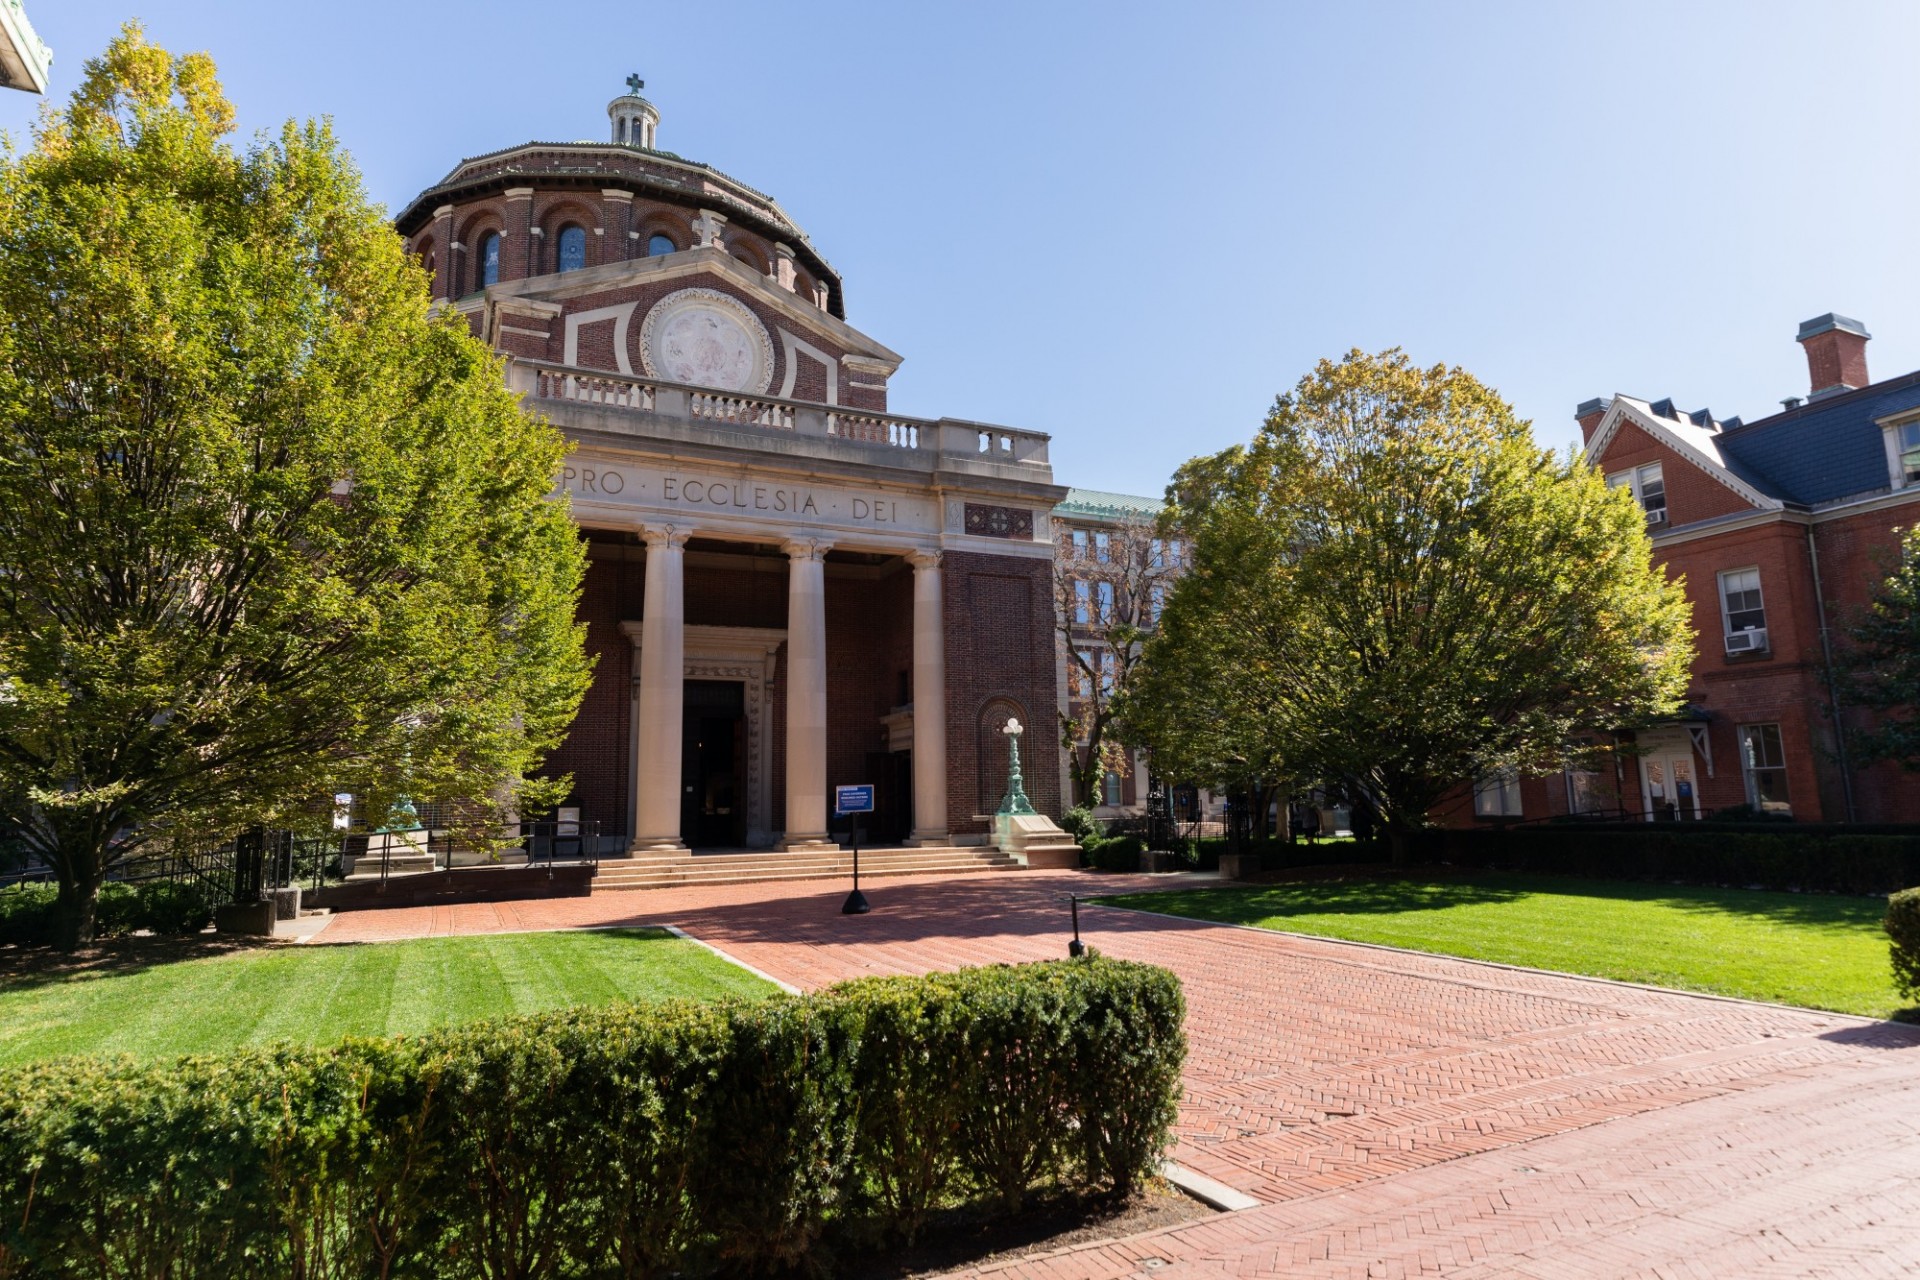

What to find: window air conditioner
left=1725, top=627, right=1768, bottom=655
left=1645, top=507, right=1668, bottom=526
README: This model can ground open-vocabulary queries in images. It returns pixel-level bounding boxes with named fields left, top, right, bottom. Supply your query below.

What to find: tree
left=0, top=28, right=593, bottom=947
left=1126, top=349, right=1693, bottom=852
left=1842, top=523, right=1920, bottom=771
left=1052, top=509, right=1178, bottom=810
left=1117, top=450, right=1311, bottom=849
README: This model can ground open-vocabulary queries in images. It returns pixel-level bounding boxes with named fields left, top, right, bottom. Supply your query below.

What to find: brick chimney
left=1575, top=397, right=1611, bottom=444
left=1796, top=313, right=1870, bottom=400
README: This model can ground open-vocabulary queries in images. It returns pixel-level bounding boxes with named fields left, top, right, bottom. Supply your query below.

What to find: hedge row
left=1082, top=833, right=1145, bottom=872
left=1403, top=826, right=1920, bottom=896
left=1889, top=888, right=1920, bottom=1000
left=0, top=881, right=213, bottom=945
left=0, top=955, right=1185, bottom=1279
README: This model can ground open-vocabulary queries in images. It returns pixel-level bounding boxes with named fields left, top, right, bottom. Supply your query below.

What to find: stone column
left=906, top=550, right=950, bottom=845
left=630, top=525, right=690, bottom=853
left=780, top=537, right=837, bottom=850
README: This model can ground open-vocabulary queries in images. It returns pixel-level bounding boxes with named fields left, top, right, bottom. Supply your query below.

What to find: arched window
left=620, top=118, right=630, bottom=145
left=557, top=225, right=586, bottom=273
left=647, top=232, right=677, bottom=257
left=479, top=232, right=501, bottom=288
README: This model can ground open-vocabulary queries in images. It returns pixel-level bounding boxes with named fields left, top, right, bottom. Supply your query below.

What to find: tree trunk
left=54, top=864, right=104, bottom=950
left=46, top=816, right=114, bottom=951
left=1386, top=826, right=1411, bottom=867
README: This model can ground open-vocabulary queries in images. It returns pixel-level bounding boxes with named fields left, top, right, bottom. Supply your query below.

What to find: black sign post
left=836, top=784, right=875, bottom=915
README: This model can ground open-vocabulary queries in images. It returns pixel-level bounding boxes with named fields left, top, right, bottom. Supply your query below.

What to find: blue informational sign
left=835, top=784, right=875, bottom=815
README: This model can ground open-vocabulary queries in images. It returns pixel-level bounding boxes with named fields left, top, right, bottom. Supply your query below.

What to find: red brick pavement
left=313, top=869, right=1920, bottom=1277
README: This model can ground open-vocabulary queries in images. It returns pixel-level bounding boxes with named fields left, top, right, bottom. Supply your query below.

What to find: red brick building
left=1453, top=313, right=1920, bottom=826
left=393, top=85, right=1070, bottom=853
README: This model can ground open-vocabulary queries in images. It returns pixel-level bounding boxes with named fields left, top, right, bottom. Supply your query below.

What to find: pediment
left=488, top=246, right=902, bottom=373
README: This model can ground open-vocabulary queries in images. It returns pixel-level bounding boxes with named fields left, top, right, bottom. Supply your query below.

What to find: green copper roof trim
left=1053, top=487, right=1165, bottom=518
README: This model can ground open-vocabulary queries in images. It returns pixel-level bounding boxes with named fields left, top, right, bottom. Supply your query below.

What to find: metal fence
left=0, top=819, right=615, bottom=904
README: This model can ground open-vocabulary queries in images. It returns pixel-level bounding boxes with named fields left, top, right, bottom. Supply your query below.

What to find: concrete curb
left=661, top=924, right=802, bottom=994
left=1160, top=1160, right=1260, bottom=1211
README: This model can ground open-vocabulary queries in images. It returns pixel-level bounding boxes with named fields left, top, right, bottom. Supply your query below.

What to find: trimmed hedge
left=1081, top=833, right=1144, bottom=872
left=1402, top=826, right=1920, bottom=896
left=0, top=881, right=213, bottom=945
left=1889, top=888, right=1920, bottom=1000
left=0, top=955, right=1185, bottom=1278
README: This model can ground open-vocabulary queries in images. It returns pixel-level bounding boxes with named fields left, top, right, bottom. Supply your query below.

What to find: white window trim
left=1736, top=722, right=1792, bottom=815
left=1472, top=769, right=1523, bottom=818
left=1878, top=411, right=1920, bottom=490
left=1716, top=565, right=1768, bottom=643
left=1607, top=462, right=1668, bottom=525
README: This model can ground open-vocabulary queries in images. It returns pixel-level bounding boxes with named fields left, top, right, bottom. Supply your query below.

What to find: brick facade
left=1445, top=324, right=1920, bottom=828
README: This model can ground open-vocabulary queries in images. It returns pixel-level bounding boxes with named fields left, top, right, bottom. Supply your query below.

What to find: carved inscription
left=558, top=459, right=936, bottom=534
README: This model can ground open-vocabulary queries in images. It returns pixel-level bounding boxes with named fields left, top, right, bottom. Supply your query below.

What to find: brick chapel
left=395, top=83, right=1070, bottom=855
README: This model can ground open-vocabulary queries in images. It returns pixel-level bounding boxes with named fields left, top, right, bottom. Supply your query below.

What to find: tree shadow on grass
left=0, top=934, right=280, bottom=995
left=1471, top=872, right=1894, bottom=934
left=1109, top=873, right=1530, bottom=926
left=1108, top=868, right=1897, bottom=938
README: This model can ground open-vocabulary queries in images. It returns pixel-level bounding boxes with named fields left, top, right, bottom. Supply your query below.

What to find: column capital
left=906, top=549, right=943, bottom=571
left=433, top=204, right=455, bottom=221
left=781, top=536, right=831, bottom=562
left=642, top=524, right=692, bottom=550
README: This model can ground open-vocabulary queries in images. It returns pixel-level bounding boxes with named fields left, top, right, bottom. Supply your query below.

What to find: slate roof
left=1053, top=488, right=1164, bottom=519
left=1610, top=371, right=1920, bottom=508
left=1713, top=371, right=1920, bottom=506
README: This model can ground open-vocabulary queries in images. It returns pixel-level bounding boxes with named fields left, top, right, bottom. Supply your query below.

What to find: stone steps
left=592, top=846, right=1020, bottom=891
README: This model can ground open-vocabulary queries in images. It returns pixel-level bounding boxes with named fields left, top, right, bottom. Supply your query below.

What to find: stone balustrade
left=508, top=358, right=1050, bottom=466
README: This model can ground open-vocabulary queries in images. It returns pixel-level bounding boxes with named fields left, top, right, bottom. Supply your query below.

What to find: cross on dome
left=608, top=79, right=660, bottom=149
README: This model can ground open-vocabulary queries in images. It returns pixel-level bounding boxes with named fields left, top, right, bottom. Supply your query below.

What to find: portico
left=610, top=521, right=950, bottom=854
left=396, top=87, right=1071, bottom=859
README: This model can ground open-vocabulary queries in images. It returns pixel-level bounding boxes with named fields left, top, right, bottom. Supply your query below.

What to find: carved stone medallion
left=639, top=288, right=773, bottom=394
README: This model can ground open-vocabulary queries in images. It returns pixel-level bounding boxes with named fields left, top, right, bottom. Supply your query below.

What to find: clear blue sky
left=10, top=2, right=1920, bottom=499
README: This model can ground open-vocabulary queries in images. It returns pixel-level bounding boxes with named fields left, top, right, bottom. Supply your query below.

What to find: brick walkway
left=313, top=869, right=1920, bottom=1277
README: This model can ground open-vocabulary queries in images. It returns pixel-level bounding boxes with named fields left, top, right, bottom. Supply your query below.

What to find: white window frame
left=1472, top=769, right=1523, bottom=818
left=1716, top=566, right=1767, bottom=647
left=1073, top=579, right=1090, bottom=625
left=1880, top=413, right=1920, bottom=489
left=1737, top=723, right=1792, bottom=815
left=1607, top=462, right=1668, bottom=525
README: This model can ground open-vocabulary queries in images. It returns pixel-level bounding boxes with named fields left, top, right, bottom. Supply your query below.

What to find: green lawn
left=1106, top=873, right=1911, bottom=1020
left=0, top=927, right=777, bottom=1066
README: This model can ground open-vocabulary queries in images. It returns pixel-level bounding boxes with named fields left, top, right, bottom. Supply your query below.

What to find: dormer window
left=1899, top=421, right=1920, bottom=485
left=1607, top=462, right=1667, bottom=526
